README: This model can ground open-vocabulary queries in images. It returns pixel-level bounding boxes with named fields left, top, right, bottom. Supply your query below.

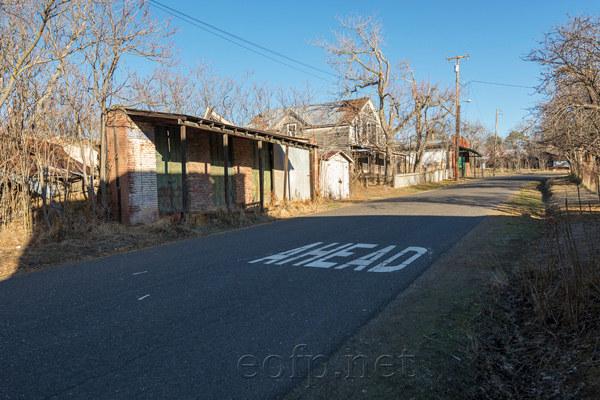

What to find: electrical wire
left=148, top=0, right=336, bottom=83
left=465, top=81, right=485, bottom=122
left=466, top=79, right=535, bottom=89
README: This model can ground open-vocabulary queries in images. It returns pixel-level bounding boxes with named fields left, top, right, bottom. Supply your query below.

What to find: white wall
left=393, top=169, right=451, bottom=188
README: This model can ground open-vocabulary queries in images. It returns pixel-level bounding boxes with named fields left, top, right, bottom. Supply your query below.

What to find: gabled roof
left=202, top=107, right=233, bottom=125
left=322, top=150, right=354, bottom=163
left=248, top=98, right=373, bottom=130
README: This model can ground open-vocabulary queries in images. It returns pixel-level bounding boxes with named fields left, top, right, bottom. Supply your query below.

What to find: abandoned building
left=106, top=108, right=318, bottom=225
left=248, top=98, right=404, bottom=180
left=400, top=135, right=482, bottom=178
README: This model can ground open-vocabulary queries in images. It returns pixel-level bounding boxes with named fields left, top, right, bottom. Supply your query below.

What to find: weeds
left=471, top=178, right=600, bottom=399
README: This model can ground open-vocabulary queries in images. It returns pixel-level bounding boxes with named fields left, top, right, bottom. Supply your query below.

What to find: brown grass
left=470, top=178, right=600, bottom=399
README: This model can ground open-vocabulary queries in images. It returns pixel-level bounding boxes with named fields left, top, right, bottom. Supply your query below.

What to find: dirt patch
left=284, top=183, right=545, bottom=399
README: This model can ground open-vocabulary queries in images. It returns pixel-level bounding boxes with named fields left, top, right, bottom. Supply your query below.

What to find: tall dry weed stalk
left=521, top=198, right=600, bottom=329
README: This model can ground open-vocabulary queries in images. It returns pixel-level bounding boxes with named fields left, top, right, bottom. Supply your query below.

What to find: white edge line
left=138, top=294, right=150, bottom=301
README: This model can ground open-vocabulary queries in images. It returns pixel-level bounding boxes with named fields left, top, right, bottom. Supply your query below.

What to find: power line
left=466, top=79, right=536, bottom=89
left=148, top=0, right=336, bottom=83
left=465, top=82, right=486, bottom=122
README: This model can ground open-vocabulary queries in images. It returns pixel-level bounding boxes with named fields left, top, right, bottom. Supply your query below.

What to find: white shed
left=320, top=150, right=354, bottom=199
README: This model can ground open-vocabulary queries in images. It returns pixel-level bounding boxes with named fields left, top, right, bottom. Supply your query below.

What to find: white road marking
left=248, top=242, right=323, bottom=264
left=336, top=245, right=395, bottom=271
left=132, top=271, right=148, bottom=275
left=250, top=243, right=429, bottom=273
left=291, top=243, right=352, bottom=266
left=369, top=247, right=428, bottom=273
left=138, top=294, right=150, bottom=301
left=307, top=243, right=377, bottom=269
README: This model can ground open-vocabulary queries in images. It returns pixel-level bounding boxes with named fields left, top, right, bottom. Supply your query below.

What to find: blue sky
left=145, top=0, right=596, bottom=138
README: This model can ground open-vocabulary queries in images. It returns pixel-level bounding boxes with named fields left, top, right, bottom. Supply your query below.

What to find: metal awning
left=460, top=146, right=483, bottom=157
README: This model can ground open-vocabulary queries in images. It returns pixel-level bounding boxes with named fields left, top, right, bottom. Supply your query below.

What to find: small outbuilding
left=319, top=150, right=354, bottom=199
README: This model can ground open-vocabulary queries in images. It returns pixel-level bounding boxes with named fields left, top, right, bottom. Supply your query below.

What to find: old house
left=249, top=98, right=397, bottom=180
left=401, top=135, right=481, bottom=178
left=106, top=108, right=318, bottom=225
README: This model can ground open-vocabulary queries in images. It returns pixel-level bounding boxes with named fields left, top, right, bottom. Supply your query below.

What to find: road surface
left=0, top=175, right=544, bottom=399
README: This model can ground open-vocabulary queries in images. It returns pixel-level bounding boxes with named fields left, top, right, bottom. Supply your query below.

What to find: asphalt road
left=0, top=175, right=546, bottom=399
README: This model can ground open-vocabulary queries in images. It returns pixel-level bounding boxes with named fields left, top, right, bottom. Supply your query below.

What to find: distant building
left=249, top=98, right=399, bottom=180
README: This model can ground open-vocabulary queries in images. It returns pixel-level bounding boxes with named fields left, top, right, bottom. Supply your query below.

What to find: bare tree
left=313, top=13, right=418, bottom=182
left=411, top=80, right=454, bottom=172
left=526, top=13, right=600, bottom=179
left=76, top=0, right=175, bottom=218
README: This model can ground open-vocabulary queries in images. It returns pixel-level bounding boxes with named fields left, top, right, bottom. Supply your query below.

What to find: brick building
left=106, top=108, right=318, bottom=225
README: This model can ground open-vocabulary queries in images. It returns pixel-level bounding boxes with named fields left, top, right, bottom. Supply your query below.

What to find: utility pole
left=446, top=54, right=469, bottom=180
left=493, top=109, right=502, bottom=177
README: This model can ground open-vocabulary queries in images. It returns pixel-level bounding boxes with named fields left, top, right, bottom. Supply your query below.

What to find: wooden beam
left=258, top=140, right=264, bottom=212
left=224, top=133, right=230, bottom=211
left=309, top=148, right=315, bottom=202
left=181, top=124, right=188, bottom=213
left=177, top=119, right=317, bottom=150
left=283, top=145, right=289, bottom=202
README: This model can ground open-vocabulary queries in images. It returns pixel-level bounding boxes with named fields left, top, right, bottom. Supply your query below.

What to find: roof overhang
left=460, top=146, right=483, bottom=157
left=116, top=107, right=318, bottom=150
left=321, top=150, right=355, bottom=163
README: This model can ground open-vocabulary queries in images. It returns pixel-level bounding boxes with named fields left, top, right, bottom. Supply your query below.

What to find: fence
left=393, top=169, right=452, bottom=188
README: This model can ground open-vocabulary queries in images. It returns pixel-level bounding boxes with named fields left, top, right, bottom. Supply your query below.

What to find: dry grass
left=470, top=177, right=600, bottom=399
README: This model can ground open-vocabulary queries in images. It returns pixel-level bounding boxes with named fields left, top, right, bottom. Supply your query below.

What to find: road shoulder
left=284, top=181, right=541, bottom=399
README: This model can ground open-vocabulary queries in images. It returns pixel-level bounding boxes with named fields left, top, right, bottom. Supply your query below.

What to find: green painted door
left=459, top=153, right=466, bottom=178
left=155, top=125, right=183, bottom=213
left=252, top=142, right=272, bottom=203
left=210, top=132, right=235, bottom=207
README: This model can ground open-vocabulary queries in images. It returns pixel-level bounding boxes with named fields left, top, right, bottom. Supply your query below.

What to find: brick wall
left=107, top=111, right=296, bottom=223
left=106, top=110, right=159, bottom=225
left=127, top=119, right=159, bottom=225
left=107, top=110, right=130, bottom=223
left=232, top=137, right=255, bottom=205
left=187, top=131, right=213, bottom=208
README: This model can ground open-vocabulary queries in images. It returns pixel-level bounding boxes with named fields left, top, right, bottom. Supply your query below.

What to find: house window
left=286, top=123, right=297, bottom=137
left=362, top=122, right=373, bottom=142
